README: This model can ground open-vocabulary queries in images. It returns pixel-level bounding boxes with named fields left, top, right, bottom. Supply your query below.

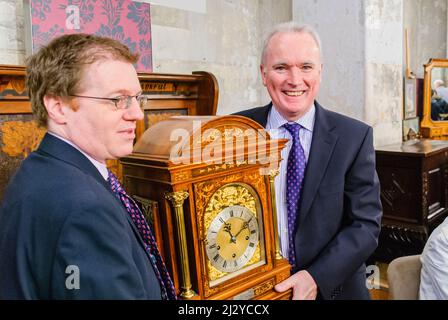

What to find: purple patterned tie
left=108, top=171, right=177, bottom=300
left=283, top=123, right=307, bottom=266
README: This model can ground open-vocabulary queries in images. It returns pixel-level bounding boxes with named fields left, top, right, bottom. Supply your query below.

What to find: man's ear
left=260, top=64, right=267, bottom=86
left=43, top=95, right=68, bottom=125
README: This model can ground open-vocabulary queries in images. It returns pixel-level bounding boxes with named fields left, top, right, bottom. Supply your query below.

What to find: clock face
left=201, top=183, right=266, bottom=287
left=205, top=205, right=259, bottom=273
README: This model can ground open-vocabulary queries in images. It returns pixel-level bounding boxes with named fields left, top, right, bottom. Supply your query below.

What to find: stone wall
left=0, top=0, right=26, bottom=65
left=150, top=0, right=291, bottom=114
left=404, top=0, right=447, bottom=78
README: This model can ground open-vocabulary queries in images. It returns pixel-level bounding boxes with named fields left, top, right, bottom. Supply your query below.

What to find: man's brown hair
left=26, top=33, right=139, bottom=127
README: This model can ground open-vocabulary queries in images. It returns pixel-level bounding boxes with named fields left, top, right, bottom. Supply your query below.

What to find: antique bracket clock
left=121, top=115, right=291, bottom=299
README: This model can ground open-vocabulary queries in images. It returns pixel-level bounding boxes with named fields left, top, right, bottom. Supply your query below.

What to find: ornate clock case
left=120, top=115, right=291, bottom=300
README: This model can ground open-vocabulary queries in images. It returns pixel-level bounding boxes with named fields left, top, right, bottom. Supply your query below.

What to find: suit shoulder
left=234, top=106, right=266, bottom=117
left=22, top=152, right=103, bottom=188
left=3, top=152, right=113, bottom=219
left=324, top=108, right=371, bottom=135
left=232, top=104, right=271, bottom=127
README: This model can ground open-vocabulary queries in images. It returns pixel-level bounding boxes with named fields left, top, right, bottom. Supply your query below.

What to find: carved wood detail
left=380, top=173, right=406, bottom=210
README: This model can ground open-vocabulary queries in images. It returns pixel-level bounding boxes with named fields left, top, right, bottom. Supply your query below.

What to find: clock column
left=268, top=169, right=283, bottom=260
left=165, top=191, right=196, bottom=299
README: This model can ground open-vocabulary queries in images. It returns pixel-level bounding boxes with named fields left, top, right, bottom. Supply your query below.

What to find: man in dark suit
left=0, top=34, right=175, bottom=299
left=235, top=22, right=382, bottom=300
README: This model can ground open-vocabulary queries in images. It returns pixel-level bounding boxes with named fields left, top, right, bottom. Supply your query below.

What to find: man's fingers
left=274, top=276, right=294, bottom=292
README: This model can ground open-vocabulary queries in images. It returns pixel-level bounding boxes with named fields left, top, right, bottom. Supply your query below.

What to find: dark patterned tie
left=108, top=171, right=177, bottom=300
left=283, top=123, right=307, bottom=266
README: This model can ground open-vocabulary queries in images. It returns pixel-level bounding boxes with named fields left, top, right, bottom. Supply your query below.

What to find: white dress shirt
left=265, top=104, right=315, bottom=259
left=47, top=132, right=109, bottom=181
left=419, top=216, right=448, bottom=299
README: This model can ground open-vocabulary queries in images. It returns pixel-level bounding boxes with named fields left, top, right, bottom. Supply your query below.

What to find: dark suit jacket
left=0, top=133, right=161, bottom=299
left=235, top=102, right=382, bottom=300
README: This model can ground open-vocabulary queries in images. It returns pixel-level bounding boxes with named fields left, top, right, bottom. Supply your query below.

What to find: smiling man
left=236, top=22, right=382, bottom=300
left=0, top=34, right=175, bottom=299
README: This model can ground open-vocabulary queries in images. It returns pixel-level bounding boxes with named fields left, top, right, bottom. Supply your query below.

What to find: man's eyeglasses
left=69, top=93, right=148, bottom=110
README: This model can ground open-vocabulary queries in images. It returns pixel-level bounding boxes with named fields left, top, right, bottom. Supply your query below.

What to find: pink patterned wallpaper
left=27, top=0, right=152, bottom=72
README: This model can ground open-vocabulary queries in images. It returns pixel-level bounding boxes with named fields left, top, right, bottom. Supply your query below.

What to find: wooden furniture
left=120, top=116, right=292, bottom=300
left=0, top=64, right=218, bottom=200
left=420, top=58, right=448, bottom=139
left=372, top=139, right=448, bottom=263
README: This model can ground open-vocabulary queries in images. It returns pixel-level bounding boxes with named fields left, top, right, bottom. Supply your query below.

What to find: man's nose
left=124, top=98, right=144, bottom=121
left=288, top=68, right=302, bottom=86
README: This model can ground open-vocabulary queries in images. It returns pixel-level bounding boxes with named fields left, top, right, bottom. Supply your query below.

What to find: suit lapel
left=298, top=103, right=338, bottom=223
left=246, top=102, right=339, bottom=224
left=254, top=103, right=271, bottom=127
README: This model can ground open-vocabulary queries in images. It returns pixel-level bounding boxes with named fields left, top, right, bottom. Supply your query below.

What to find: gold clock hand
left=234, top=222, right=249, bottom=239
left=224, top=222, right=236, bottom=243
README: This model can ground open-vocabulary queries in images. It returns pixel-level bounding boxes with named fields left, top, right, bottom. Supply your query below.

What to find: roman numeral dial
left=205, top=205, right=260, bottom=273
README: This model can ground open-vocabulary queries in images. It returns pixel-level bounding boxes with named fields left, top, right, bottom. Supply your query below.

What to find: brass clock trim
left=268, top=169, right=282, bottom=260
left=165, top=190, right=196, bottom=299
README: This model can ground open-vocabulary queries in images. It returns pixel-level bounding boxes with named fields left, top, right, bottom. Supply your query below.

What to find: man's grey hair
left=261, top=21, right=323, bottom=65
left=434, top=79, right=445, bottom=89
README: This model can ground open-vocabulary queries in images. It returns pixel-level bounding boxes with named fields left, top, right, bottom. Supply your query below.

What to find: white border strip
left=140, top=0, right=206, bottom=14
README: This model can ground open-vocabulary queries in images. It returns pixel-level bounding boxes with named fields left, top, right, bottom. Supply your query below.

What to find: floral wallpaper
left=28, top=0, right=152, bottom=72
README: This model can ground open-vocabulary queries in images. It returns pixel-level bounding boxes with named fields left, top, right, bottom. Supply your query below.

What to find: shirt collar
left=269, top=103, right=316, bottom=132
left=47, top=132, right=109, bottom=181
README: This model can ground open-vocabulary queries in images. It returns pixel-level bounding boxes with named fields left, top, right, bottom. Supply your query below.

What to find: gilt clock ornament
left=121, top=115, right=292, bottom=299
